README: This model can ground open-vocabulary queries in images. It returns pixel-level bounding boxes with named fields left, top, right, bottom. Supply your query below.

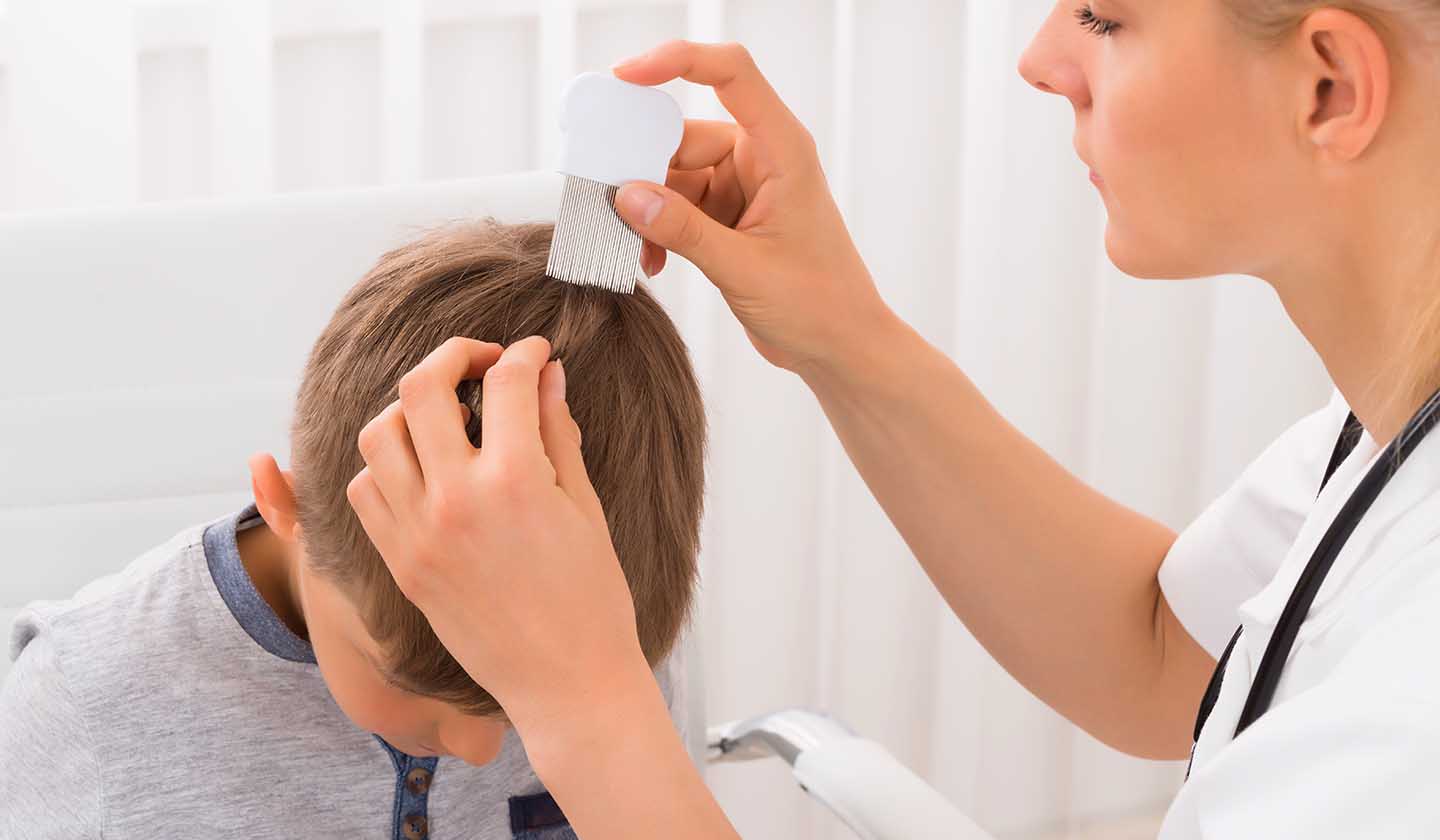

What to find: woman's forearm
left=799, top=308, right=1213, bottom=759
left=517, top=656, right=740, bottom=840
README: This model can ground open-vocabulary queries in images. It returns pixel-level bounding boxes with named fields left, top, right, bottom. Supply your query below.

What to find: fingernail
left=617, top=185, right=664, bottom=227
left=546, top=359, right=566, bottom=401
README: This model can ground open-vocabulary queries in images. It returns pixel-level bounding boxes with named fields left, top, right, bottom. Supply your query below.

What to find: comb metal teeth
left=546, top=175, right=643, bottom=294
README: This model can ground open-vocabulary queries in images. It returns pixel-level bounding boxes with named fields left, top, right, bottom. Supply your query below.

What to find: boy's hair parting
left=290, top=220, right=706, bottom=716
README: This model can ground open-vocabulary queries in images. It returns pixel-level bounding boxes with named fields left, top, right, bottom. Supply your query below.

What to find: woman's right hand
left=611, top=40, right=894, bottom=376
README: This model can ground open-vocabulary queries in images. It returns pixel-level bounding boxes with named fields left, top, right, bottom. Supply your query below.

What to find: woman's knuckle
left=427, top=486, right=468, bottom=528
left=397, top=369, right=427, bottom=402
left=484, top=362, right=524, bottom=389
left=440, top=336, right=476, bottom=358
left=356, top=421, right=382, bottom=456
left=481, top=458, right=528, bottom=498
left=799, top=125, right=819, bottom=154
left=676, top=210, right=707, bottom=251
left=723, top=41, right=753, bottom=67
left=346, top=472, right=368, bottom=502
left=410, top=541, right=441, bottom=571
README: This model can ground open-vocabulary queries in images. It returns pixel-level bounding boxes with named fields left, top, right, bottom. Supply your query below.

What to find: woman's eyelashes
left=1075, top=4, right=1121, bottom=37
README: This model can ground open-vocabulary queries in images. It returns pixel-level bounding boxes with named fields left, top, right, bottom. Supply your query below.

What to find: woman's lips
left=1089, top=169, right=1104, bottom=186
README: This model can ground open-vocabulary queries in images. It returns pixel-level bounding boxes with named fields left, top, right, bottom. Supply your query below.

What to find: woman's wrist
left=507, top=651, right=739, bottom=839
left=507, top=649, right=671, bottom=780
left=796, top=294, right=914, bottom=396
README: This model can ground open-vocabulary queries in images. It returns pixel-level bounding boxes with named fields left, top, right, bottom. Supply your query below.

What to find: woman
left=345, top=2, right=1440, bottom=836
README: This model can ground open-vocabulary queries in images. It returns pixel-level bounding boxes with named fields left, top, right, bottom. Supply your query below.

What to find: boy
left=0, top=221, right=707, bottom=839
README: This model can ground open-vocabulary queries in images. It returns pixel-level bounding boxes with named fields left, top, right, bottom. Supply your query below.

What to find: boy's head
left=249, top=221, right=705, bottom=764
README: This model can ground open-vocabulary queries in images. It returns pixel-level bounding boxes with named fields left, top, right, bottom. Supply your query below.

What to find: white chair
left=0, top=174, right=988, bottom=840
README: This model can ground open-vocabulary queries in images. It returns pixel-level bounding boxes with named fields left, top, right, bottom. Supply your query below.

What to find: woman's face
left=1019, top=0, right=1306, bottom=280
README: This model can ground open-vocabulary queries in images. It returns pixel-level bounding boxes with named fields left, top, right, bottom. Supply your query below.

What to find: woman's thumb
left=615, top=182, right=734, bottom=273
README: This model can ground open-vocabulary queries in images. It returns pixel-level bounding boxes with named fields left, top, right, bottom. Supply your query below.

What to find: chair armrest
left=707, top=709, right=993, bottom=840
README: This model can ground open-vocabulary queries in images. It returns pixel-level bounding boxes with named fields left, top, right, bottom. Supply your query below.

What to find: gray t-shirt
left=0, top=507, right=684, bottom=839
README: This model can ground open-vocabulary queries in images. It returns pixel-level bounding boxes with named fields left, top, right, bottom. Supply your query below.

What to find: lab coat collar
left=1237, top=404, right=1440, bottom=640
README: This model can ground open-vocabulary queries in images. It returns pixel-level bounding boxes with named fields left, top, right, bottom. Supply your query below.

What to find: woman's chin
left=1102, top=226, right=1208, bottom=281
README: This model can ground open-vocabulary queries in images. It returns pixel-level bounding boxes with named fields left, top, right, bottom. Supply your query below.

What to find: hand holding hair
left=346, top=336, right=641, bottom=724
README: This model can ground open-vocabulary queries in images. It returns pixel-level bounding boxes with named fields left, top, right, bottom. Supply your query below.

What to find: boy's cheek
left=319, top=666, right=390, bottom=733
left=444, top=719, right=508, bottom=766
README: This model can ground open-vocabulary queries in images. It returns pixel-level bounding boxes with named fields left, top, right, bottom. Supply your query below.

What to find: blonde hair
left=1225, top=0, right=1440, bottom=423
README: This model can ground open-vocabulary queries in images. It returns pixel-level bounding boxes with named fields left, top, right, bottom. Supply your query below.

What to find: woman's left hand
left=345, top=335, right=651, bottom=732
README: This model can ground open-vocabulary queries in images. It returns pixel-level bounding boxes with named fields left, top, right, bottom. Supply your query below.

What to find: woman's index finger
left=612, top=41, right=809, bottom=154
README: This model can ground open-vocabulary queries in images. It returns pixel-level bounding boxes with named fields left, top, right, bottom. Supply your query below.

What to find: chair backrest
left=0, top=173, right=562, bottom=683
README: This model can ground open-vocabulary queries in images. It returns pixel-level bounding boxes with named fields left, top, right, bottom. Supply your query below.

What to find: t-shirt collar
left=204, top=504, right=317, bottom=665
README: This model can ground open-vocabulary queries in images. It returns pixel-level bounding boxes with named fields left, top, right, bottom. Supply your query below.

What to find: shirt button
left=402, top=814, right=428, bottom=840
left=405, top=767, right=432, bottom=796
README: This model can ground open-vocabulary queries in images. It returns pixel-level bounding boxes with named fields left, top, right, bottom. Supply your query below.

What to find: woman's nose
left=1017, top=6, right=1091, bottom=108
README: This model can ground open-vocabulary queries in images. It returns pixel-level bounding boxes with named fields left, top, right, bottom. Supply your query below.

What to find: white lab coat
left=1157, top=389, right=1440, bottom=837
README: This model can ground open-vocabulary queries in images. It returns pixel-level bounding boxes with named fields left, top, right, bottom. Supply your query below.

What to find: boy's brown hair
left=290, top=220, right=706, bottom=716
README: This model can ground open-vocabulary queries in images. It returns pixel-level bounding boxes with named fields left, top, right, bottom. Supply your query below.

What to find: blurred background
left=0, top=1, right=1334, bottom=838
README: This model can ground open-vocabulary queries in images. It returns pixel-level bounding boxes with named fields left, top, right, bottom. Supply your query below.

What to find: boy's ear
left=248, top=452, right=300, bottom=542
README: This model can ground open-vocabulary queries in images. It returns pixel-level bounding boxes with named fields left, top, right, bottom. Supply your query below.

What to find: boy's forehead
left=306, top=567, right=387, bottom=656
left=307, top=568, right=468, bottom=701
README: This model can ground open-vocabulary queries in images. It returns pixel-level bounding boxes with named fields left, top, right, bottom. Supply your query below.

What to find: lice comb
left=546, top=72, right=684, bottom=294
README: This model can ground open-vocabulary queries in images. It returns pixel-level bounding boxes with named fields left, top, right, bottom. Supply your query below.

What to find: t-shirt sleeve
left=0, top=619, right=104, bottom=840
left=1158, top=390, right=1351, bottom=658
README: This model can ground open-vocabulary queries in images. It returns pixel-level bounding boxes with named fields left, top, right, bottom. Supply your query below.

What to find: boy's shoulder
left=9, top=514, right=221, bottom=669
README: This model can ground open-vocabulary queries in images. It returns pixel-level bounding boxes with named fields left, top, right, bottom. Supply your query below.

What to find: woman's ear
left=1295, top=9, right=1391, bottom=163
left=248, top=452, right=300, bottom=542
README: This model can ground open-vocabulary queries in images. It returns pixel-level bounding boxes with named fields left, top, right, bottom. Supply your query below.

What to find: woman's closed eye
left=1075, top=4, right=1121, bottom=37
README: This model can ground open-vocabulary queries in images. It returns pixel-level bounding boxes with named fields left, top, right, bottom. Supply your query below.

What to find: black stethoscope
left=1189, top=385, right=1440, bottom=775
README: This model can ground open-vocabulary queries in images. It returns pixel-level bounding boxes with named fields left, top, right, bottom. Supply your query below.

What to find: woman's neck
left=1263, top=194, right=1439, bottom=445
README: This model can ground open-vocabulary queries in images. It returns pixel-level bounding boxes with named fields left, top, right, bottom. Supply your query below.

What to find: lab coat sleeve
left=1159, top=390, right=1351, bottom=657
left=0, top=623, right=104, bottom=839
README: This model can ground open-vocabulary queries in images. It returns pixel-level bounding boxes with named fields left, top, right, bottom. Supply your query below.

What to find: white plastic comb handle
left=558, top=72, right=684, bottom=187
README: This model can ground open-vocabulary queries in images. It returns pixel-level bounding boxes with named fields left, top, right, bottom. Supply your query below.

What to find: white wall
left=0, top=2, right=1335, bottom=839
